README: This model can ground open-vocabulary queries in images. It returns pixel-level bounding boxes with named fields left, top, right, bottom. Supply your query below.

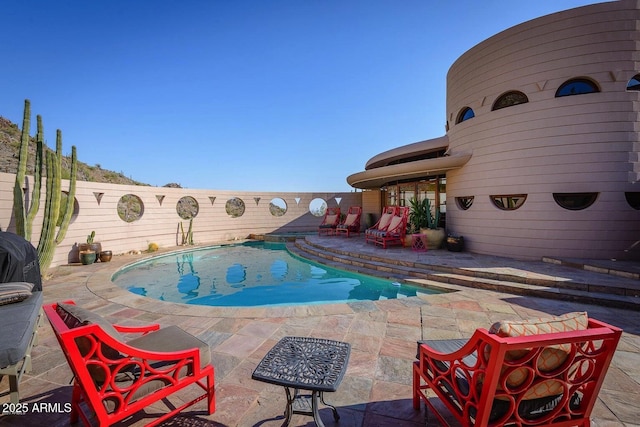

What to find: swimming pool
left=111, top=242, right=438, bottom=307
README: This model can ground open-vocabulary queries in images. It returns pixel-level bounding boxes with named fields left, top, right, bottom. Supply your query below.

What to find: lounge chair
left=335, top=206, right=362, bottom=237
left=318, top=207, right=341, bottom=236
left=364, top=206, right=396, bottom=245
left=366, top=206, right=409, bottom=248
left=43, top=301, right=215, bottom=427
left=413, top=311, right=622, bottom=426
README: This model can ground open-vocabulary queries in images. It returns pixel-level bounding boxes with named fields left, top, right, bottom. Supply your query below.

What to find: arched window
left=626, top=74, right=640, bottom=91
left=455, top=196, right=474, bottom=210
left=456, top=107, right=475, bottom=124
left=490, top=194, right=527, bottom=211
left=492, top=91, right=529, bottom=110
left=626, top=192, right=640, bottom=210
left=555, top=78, right=600, bottom=97
left=553, top=193, right=598, bottom=210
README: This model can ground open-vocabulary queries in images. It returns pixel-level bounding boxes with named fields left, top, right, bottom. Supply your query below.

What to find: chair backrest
left=385, top=206, right=409, bottom=236
left=418, top=316, right=622, bottom=426
left=372, top=206, right=397, bottom=231
left=342, top=206, right=362, bottom=227
left=321, top=207, right=341, bottom=226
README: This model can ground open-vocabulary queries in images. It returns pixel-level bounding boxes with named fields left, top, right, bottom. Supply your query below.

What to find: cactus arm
left=187, top=218, right=194, bottom=245
left=12, top=99, right=31, bottom=238
left=55, top=144, right=77, bottom=244
left=37, top=150, right=60, bottom=272
left=25, top=114, right=44, bottom=240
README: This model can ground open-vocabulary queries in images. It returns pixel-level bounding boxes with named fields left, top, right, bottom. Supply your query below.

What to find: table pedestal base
left=283, top=387, right=339, bottom=427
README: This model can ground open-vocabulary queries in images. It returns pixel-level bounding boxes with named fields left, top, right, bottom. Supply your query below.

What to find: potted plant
left=410, top=198, right=445, bottom=249
left=79, top=250, right=96, bottom=265
left=79, top=231, right=102, bottom=263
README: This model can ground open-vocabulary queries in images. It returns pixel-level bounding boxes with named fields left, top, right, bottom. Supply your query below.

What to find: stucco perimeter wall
left=0, top=172, right=361, bottom=268
left=444, top=0, right=640, bottom=260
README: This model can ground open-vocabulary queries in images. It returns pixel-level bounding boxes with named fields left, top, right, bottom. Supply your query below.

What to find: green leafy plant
left=409, top=197, right=441, bottom=231
left=87, top=230, right=95, bottom=244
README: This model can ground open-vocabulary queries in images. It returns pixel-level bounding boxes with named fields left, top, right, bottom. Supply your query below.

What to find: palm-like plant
left=409, top=197, right=440, bottom=232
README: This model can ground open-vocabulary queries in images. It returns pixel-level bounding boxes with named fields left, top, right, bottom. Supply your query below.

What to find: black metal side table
left=252, top=336, right=351, bottom=427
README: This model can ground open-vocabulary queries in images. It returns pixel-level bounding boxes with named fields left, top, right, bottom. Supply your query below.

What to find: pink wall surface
left=0, top=172, right=361, bottom=268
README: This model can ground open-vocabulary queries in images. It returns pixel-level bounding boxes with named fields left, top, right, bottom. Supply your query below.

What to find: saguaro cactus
left=12, top=100, right=31, bottom=238
left=12, top=100, right=78, bottom=274
left=37, top=131, right=77, bottom=273
left=25, top=115, right=44, bottom=240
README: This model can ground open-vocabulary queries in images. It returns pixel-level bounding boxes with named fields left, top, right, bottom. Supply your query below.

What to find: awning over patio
left=346, top=151, right=472, bottom=189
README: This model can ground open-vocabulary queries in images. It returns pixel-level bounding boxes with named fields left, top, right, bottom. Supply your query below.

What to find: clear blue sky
left=1, top=0, right=599, bottom=192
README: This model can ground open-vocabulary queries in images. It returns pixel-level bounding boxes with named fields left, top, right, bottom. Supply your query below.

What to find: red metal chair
left=317, top=207, right=341, bottom=236
left=366, top=206, right=409, bottom=248
left=413, top=312, right=622, bottom=426
left=43, top=301, right=215, bottom=427
left=365, top=206, right=396, bottom=244
left=335, top=206, right=362, bottom=237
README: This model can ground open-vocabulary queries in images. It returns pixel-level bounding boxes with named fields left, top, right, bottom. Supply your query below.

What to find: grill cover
left=0, top=232, right=42, bottom=291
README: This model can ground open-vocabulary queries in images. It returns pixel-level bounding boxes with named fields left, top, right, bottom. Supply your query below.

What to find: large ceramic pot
left=80, top=251, right=96, bottom=265
left=79, top=242, right=102, bottom=262
left=99, top=250, right=113, bottom=262
left=421, top=228, right=446, bottom=249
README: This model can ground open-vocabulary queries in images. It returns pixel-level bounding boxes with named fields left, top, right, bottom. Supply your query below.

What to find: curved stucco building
left=348, top=0, right=640, bottom=261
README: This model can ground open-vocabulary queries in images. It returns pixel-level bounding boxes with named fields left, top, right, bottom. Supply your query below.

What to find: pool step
left=289, top=239, right=640, bottom=311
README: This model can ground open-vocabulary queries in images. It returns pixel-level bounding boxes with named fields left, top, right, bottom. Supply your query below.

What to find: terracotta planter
left=80, top=251, right=96, bottom=265
left=99, top=250, right=112, bottom=262
left=421, top=228, right=446, bottom=249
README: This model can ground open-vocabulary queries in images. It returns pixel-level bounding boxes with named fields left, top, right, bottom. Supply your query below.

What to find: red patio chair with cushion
left=318, top=207, right=341, bottom=236
left=413, top=311, right=621, bottom=426
left=335, top=206, right=362, bottom=237
left=43, top=301, right=215, bottom=427
left=365, top=206, right=397, bottom=245
left=366, top=206, right=409, bottom=248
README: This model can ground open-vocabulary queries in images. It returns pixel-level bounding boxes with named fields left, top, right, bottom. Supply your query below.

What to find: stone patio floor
left=1, top=236, right=639, bottom=426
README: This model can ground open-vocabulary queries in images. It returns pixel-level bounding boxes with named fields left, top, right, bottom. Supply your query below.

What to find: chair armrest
left=113, top=324, right=161, bottom=335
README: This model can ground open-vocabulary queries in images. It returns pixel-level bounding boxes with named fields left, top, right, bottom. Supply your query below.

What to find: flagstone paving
left=1, top=237, right=639, bottom=426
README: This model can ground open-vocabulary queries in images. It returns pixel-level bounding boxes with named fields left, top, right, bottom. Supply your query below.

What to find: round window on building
left=269, top=198, right=287, bottom=217
left=176, top=196, right=199, bottom=219
left=309, top=198, right=328, bottom=217
left=456, top=107, right=475, bottom=124
left=455, top=196, right=474, bottom=211
left=553, top=193, right=598, bottom=210
left=225, top=197, right=246, bottom=218
left=490, top=194, right=527, bottom=211
left=57, top=191, right=79, bottom=226
left=118, top=194, right=144, bottom=222
left=492, top=91, right=528, bottom=110
left=627, top=74, right=640, bottom=91
left=625, top=192, right=640, bottom=210
left=555, top=78, right=600, bottom=97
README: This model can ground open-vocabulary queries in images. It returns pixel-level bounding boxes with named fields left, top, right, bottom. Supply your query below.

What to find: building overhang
left=365, top=135, right=450, bottom=170
left=347, top=151, right=472, bottom=189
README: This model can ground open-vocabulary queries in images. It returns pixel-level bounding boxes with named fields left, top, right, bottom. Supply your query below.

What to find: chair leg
left=70, top=382, right=82, bottom=424
left=207, top=372, right=215, bottom=415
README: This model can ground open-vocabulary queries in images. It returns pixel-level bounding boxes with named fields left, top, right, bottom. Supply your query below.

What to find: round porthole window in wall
left=225, top=197, right=246, bottom=218
left=176, top=196, right=199, bottom=219
left=455, top=196, right=474, bottom=211
left=117, top=194, right=144, bottom=222
left=309, top=198, right=328, bottom=217
left=269, top=198, right=287, bottom=217
left=490, top=194, right=527, bottom=211
left=625, top=192, right=640, bottom=210
left=57, top=191, right=79, bottom=226
left=553, top=193, right=598, bottom=210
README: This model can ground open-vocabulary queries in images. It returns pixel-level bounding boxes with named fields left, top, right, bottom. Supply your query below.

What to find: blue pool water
left=111, top=242, right=438, bottom=307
